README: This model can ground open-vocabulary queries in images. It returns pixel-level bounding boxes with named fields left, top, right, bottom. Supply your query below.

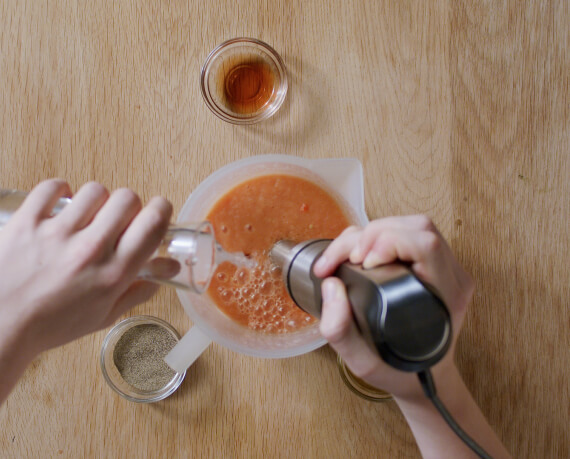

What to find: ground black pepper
left=113, top=324, right=177, bottom=392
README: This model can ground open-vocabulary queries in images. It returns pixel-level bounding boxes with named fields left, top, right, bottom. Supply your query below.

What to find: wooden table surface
left=1, top=1, right=568, bottom=458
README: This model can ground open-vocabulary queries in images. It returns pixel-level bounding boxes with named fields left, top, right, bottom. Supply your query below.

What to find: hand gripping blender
left=270, top=239, right=451, bottom=372
left=270, top=239, right=494, bottom=459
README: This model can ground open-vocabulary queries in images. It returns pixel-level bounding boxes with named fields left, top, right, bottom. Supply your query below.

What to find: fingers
left=361, top=226, right=472, bottom=313
left=313, top=226, right=361, bottom=277
left=315, top=215, right=474, bottom=324
left=348, top=215, right=438, bottom=264
left=360, top=228, right=442, bottom=269
left=83, top=188, right=143, bottom=250
left=115, top=196, right=173, bottom=271
left=319, top=277, right=381, bottom=374
left=314, top=215, right=443, bottom=276
left=105, top=280, right=160, bottom=325
left=19, top=179, right=72, bottom=222
left=54, top=182, right=109, bottom=232
left=56, top=187, right=172, bottom=287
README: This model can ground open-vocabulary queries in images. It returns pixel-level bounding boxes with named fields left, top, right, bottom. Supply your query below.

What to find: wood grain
left=0, top=1, right=568, bottom=458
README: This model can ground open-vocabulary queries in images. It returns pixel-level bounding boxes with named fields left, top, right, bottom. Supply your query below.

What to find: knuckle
left=421, top=231, right=441, bottom=253
left=83, top=181, right=109, bottom=198
left=367, top=219, right=388, bottom=232
left=114, top=188, right=141, bottom=208
left=41, top=178, right=67, bottom=187
left=341, top=225, right=361, bottom=236
left=35, top=179, right=69, bottom=195
left=150, top=196, right=173, bottom=213
left=415, top=215, right=436, bottom=231
left=73, top=234, right=109, bottom=264
left=39, top=219, right=68, bottom=239
left=147, top=198, right=173, bottom=224
left=377, top=228, right=397, bottom=245
left=362, top=221, right=383, bottom=241
left=98, top=265, right=125, bottom=289
left=98, top=269, right=121, bottom=289
left=144, top=206, right=170, bottom=232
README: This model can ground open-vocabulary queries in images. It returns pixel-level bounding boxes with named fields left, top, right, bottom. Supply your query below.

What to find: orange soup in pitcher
left=206, top=174, right=351, bottom=334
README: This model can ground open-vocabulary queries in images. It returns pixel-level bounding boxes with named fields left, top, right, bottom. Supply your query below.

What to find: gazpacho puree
left=206, top=174, right=351, bottom=334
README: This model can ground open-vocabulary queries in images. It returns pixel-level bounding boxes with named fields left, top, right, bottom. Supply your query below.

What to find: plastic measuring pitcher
left=165, top=155, right=369, bottom=373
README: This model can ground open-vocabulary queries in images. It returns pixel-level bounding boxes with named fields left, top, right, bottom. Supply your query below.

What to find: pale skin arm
left=313, top=216, right=511, bottom=459
left=0, top=180, right=173, bottom=404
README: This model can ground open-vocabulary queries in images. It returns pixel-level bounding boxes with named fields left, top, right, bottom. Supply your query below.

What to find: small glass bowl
left=337, top=355, right=393, bottom=402
left=100, top=316, right=186, bottom=403
left=200, top=37, right=288, bottom=124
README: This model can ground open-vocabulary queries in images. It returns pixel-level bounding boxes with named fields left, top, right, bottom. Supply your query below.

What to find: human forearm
left=394, top=363, right=511, bottom=459
left=0, top=311, right=38, bottom=404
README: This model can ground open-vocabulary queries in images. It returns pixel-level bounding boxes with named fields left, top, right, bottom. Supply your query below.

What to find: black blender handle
left=335, top=262, right=451, bottom=372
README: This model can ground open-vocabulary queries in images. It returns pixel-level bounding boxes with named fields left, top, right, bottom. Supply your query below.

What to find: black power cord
left=417, top=370, right=494, bottom=459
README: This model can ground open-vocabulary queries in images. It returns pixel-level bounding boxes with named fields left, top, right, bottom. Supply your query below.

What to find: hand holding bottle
left=0, top=179, right=173, bottom=402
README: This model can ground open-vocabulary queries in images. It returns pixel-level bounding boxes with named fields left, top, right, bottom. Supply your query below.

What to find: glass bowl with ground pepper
left=100, top=316, right=186, bottom=403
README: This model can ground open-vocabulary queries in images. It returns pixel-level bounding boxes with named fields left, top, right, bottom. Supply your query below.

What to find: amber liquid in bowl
left=206, top=175, right=350, bottom=334
left=218, top=58, right=276, bottom=115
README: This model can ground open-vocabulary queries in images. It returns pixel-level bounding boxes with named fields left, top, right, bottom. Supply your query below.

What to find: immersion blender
left=270, top=239, right=494, bottom=459
left=270, top=239, right=451, bottom=372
